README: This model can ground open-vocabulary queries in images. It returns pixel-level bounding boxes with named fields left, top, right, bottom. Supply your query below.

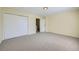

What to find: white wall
left=0, top=7, right=46, bottom=42
left=4, top=14, right=28, bottom=39
left=28, top=15, right=36, bottom=34
left=46, top=10, right=79, bottom=38
left=2, top=8, right=41, bottom=35
left=1, top=7, right=45, bottom=40
left=40, top=17, right=46, bottom=32
left=0, top=13, right=3, bottom=43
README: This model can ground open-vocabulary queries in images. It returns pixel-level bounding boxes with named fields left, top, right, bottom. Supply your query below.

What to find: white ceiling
left=14, top=7, right=75, bottom=16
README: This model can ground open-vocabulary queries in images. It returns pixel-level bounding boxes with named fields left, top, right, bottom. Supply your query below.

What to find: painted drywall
left=2, top=8, right=41, bottom=35
left=4, top=14, right=28, bottom=39
left=0, top=8, right=3, bottom=43
left=77, top=10, right=79, bottom=37
left=40, top=17, right=46, bottom=32
left=0, top=7, right=46, bottom=42
left=1, top=7, right=45, bottom=40
left=46, top=10, right=79, bottom=38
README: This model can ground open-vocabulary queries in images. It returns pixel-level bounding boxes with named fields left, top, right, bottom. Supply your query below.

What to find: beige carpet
left=0, top=32, right=79, bottom=51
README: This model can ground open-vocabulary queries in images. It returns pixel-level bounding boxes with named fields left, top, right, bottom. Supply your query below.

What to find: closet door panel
left=4, top=14, right=28, bottom=39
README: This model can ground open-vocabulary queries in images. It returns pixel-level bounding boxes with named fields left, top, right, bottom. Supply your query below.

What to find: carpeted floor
left=0, top=32, right=79, bottom=51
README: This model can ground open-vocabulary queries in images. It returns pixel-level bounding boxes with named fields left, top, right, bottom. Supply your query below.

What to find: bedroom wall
left=0, top=7, right=44, bottom=41
left=40, top=17, right=46, bottom=32
left=2, top=7, right=42, bottom=35
left=46, top=9, right=79, bottom=38
left=0, top=8, right=3, bottom=43
left=3, top=8, right=43, bottom=34
left=77, top=10, right=79, bottom=37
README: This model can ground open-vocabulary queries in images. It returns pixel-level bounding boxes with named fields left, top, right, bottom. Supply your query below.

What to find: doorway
left=36, top=18, right=40, bottom=33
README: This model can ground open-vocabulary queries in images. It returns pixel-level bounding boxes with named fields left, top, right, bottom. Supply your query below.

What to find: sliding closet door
left=4, top=14, right=28, bottom=39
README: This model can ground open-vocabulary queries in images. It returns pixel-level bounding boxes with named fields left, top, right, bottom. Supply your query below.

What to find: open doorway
left=36, top=18, right=40, bottom=33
